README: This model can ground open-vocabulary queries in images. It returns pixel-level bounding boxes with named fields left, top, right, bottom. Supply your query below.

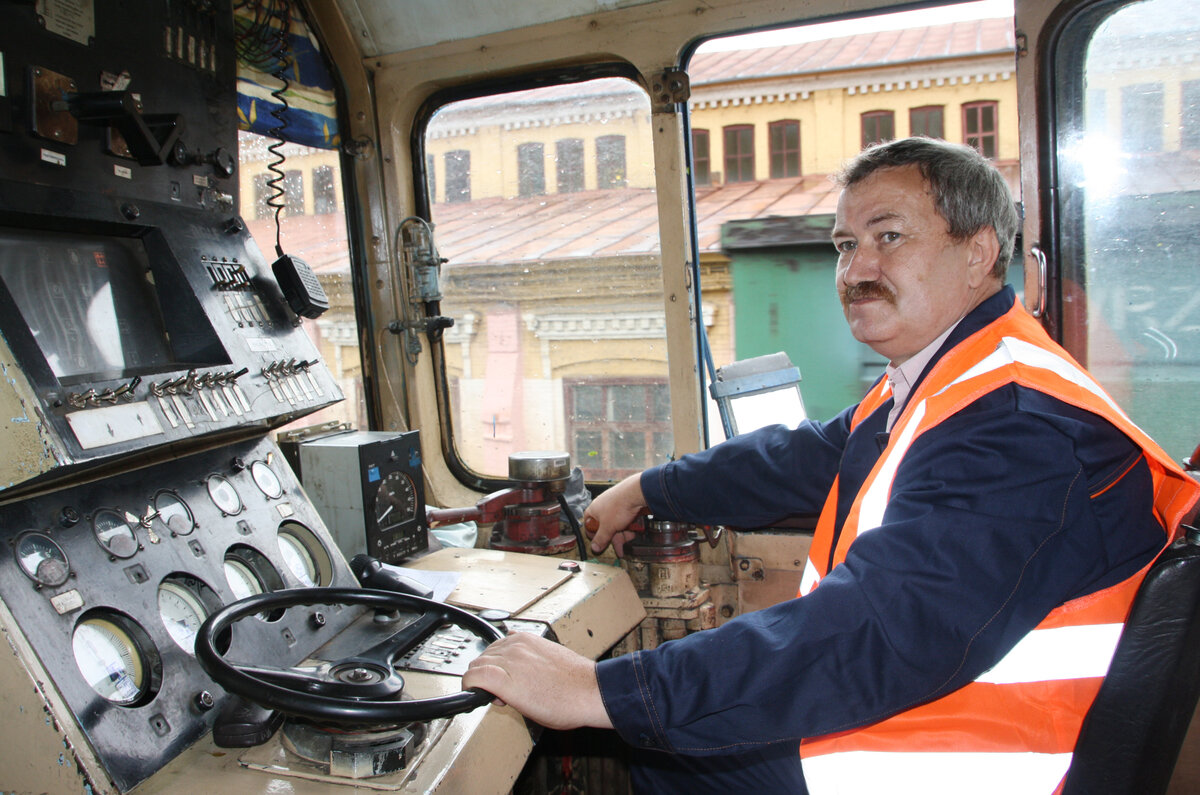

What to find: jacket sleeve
left=596, top=387, right=1163, bottom=755
left=638, top=405, right=856, bottom=527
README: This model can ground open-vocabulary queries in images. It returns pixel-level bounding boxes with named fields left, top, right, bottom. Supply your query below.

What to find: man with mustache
left=464, top=137, right=1200, bottom=794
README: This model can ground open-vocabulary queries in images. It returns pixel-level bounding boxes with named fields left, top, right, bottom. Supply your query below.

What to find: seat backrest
left=1062, top=529, right=1200, bottom=795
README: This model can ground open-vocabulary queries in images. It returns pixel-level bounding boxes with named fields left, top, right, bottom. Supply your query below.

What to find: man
left=463, top=138, right=1200, bottom=793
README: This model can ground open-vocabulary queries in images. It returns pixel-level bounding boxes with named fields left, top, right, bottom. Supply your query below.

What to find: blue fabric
left=597, top=286, right=1164, bottom=788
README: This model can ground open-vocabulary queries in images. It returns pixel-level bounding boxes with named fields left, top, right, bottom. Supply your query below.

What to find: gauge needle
left=379, top=504, right=394, bottom=521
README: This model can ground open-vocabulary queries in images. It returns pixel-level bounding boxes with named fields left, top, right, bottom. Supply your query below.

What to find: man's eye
left=880, top=231, right=901, bottom=243
left=835, top=240, right=856, bottom=253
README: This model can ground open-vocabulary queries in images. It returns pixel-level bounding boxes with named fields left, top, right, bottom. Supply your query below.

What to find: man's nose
left=840, top=244, right=880, bottom=285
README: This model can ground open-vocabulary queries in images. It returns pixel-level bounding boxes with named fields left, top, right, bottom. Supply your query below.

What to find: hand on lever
left=581, top=472, right=646, bottom=557
left=462, top=632, right=612, bottom=731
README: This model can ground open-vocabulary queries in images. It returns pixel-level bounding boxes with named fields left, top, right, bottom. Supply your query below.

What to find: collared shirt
left=884, top=321, right=958, bottom=431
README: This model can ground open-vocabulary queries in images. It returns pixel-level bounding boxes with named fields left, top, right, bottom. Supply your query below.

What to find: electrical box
left=298, top=430, right=429, bottom=563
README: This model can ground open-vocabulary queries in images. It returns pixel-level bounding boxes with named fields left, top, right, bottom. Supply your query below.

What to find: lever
left=350, top=554, right=434, bottom=599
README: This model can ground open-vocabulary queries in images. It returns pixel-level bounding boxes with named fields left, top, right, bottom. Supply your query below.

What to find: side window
left=424, top=78, right=667, bottom=481
left=1053, top=0, right=1200, bottom=460
left=861, top=110, right=895, bottom=147
left=963, top=101, right=998, bottom=158
left=238, top=133, right=366, bottom=431
left=687, top=3, right=1017, bottom=433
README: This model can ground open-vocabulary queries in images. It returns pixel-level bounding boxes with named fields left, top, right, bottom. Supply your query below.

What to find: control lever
left=351, top=554, right=434, bottom=600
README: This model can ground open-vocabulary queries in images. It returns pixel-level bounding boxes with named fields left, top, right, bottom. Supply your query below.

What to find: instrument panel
left=0, top=436, right=359, bottom=792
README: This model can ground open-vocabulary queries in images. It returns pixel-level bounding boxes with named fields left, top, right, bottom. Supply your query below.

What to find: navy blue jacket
left=596, top=287, right=1163, bottom=760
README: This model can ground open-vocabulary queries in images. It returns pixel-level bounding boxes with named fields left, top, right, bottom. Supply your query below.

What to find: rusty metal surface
left=29, top=65, right=78, bottom=145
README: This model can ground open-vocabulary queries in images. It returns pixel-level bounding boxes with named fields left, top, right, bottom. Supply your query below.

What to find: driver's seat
left=1062, top=526, right=1200, bottom=794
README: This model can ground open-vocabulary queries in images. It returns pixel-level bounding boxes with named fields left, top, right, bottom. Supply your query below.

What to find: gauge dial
left=206, top=475, right=243, bottom=515
left=250, top=460, right=283, bottom=499
left=278, top=533, right=318, bottom=587
left=72, top=615, right=154, bottom=705
left=157, top=580, right=209, bottom=654
left=374, top=471, right=417, bottom=531
left=14, top=531, right=70, bottom=587
left=223, top=557, right=265, bottom=601
left=154, top=491, right=195, bottom=536
left=92, top=509, right=139, bottom=559
left=277, top=522, right=330, bottom=587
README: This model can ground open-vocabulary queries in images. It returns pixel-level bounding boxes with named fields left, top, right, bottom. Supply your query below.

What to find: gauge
left=154, top=491, right=195, bottom=536
left=250, top=459, right=283, bottom=499
left=206, top=474, right=243, bottom=515
left=72, top=613, right=159, bottom=706
left=14, top=531, right=70, bottom=588
left=277, top=522, right=331, bottom=587
left=92, top=509, right=139, bottom=559
left=157, top=579, right=209, bottom=654
left=224, top=557, right=265, bottom=601
left=374, top=471, right=417, bottom=531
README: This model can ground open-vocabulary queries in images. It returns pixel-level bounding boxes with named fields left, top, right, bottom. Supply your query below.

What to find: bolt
left=309, top=611, right=326, bottom=629
left=738, top=559, right=750, bottom=571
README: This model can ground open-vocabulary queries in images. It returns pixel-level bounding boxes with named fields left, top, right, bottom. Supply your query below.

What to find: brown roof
left=253, top=160, right=1018, bottom=273
left=689, top=19, right=1015, bottom=85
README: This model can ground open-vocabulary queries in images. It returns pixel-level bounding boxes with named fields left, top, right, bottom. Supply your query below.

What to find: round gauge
left=250, top=460, right=283, bottom=499
left=72, top=613, right=159, bottom=706
left=223, top=557, right=265, bottom=601
left=206, top=475, right=243, bottom=516
left=374, top=471, right=417, bottom=531
left=157, top=579, right=209, bottom=654
left=277, top=522, right=331, bottom=587
left=154, top=491, right=195, bottom=536
left=14, top=531, right=71, bottom=588
left=92, top=509, right=139, bottom=559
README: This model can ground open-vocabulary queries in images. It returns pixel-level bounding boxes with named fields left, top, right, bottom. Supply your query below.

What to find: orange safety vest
left=796, top=302, right=1200, bottom=794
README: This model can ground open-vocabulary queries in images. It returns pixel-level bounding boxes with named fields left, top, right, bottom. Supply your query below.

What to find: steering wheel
left=195, top=587, right=504, bottom=724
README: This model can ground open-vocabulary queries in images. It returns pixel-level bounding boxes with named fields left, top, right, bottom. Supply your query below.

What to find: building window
left=566, top=379, right=672, bottom=480
left=556, top=138, right=584, bottom=192
left=596, top=135, right=627, bottom=188
left=723, top=124, right=755, bottom=183
left=861, top=111, right=895, bottom=148
left=692, top=128, right=711, bottom=186
left=253, top=173, right=273, bottom=219
left=518, top=142, right=545, bottom=197
left=909, top=105, right=944, bottom=139
left=963, top=101, right=999, bottom=158
left=313, top=165, right=337, bottom=214
left=425, top=153, right=436, bottom=203
left=1121, top=82, right=1164, bottom=153
left=768, top=120, right=800, bottom=179
left=1184, top=81, right=1200, bottom=150
left=445, top=150, right=471, bottom=203
left=283, top=169, right=304, bottom=215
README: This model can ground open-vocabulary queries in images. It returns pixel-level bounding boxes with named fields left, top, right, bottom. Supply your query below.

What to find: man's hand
left=582, top=473, right=646, bottom=556
left=462, top=633, right=613, bottom=731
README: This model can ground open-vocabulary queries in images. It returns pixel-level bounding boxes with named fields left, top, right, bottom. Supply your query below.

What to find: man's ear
left=966, top=227, right=1001, bottom=287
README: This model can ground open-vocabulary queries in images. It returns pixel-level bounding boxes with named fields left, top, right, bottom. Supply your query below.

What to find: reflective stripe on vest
left=797, top=303, right=1200, bottom=795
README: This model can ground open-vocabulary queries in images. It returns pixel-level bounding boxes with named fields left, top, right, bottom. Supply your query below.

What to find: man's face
left=832, top=164, right=998, bottom=365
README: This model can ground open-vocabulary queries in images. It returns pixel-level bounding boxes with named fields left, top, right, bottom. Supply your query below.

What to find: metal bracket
left=732, top=556, right=766, bottom=582
left=650, top=69, right=690, bottom=113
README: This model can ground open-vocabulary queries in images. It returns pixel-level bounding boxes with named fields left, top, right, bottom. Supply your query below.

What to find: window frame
left=861, top=110, right=895, bottom=148
left=909, top=105, right=945, bottom=139
left=692, top=128, right=711, bottom=186
left=768, top=119, right=801, bottom=179
left=723, top=124, right=756, bottom=183
left=962, top=100, right=999, bottom=158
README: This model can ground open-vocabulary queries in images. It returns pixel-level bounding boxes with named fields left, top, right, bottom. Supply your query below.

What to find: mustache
left=841, top=281, right=896, bottom=307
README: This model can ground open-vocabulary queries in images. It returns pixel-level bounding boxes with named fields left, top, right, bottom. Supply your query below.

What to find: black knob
left=59, top=506, right=80, bottom=527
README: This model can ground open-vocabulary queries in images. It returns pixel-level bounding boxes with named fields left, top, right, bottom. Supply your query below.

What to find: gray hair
left=835, top=137, right=1019, bottom=280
